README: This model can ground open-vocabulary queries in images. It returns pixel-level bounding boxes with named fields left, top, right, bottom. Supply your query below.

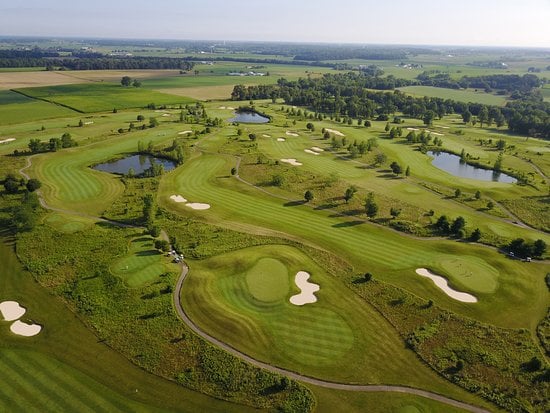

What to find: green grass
left=15, top=83, right=194, bottom=113
left=245, top=257, right=290, bottom=302
left=0, top=90, right=77, bottom=125
left=43, top=212, right=94, bottom=233
left=397, top=86, right=507, bottom=106
left=112, top=236, right=178, bottom=287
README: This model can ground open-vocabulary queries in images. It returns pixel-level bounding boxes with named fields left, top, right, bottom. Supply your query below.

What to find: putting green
left=434, top=255, right=499, bottom=293
left=112, top=237, right=176, bottom=287
left=245, top=258, right=289, bottom=303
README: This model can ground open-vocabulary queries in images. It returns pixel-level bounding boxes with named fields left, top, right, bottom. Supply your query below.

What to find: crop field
left=0, top=56, right=548, bottom=413
left=14, top=83, right=193, bottom=113
left=397, top=86, right=508, bottom=106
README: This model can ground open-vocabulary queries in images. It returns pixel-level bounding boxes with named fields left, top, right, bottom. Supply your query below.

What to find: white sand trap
left=170, top=195, right=188, bottom=203
left=286, top=131, right=299, bottom=137
left=280, top=158, right=302, bottom=166
left=162, top=113, right=171, bottom=117
left=324, top=128, right=344, bottom=137
left=84, top=121, right=94, bottom=125
left=277, top=138, right=286, bottom=142
left=10, top=320, right=42, bottom=337
left=311, top=146, right=324, bottom=152
left=218, top=106, right=226, bottom=109
left=304, top=149, right=320, bottom=155
left=290, top=271, right=320, bottom=306
left=406, top=127, right=419, bottom=131
left=431, top=132, right=444, bottom=136
left=0, top=138, right=16, bottom=144
left=178, top=130, right=192, bottom=135
left=436, top=126, right=450, bottom=129
left=415, top=268, right=477, bottom=303
left=0, top=301, right=26, bottom=321
left=185, top=203, right=211, bottom=210
left=262, top=134, right=271, bottom=138
left=226, top=106, right=235, bottom=110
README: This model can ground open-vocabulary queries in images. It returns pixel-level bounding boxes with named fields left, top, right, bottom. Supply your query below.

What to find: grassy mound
left=112, top=236, right=176, bottom=287
left=432, top=255, right=499, bottom=293
left=245, top=258, right=289, bottom=303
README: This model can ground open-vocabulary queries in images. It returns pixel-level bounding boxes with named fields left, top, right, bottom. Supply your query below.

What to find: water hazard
left=93, top=154, right=177, bottom=175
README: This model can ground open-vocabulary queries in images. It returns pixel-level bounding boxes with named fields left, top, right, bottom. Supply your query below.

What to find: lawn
left=397, top=86, right=507, bottom=106
left=15, top=83, right=194, bottom=113
left=0, top=90, right=76, bottom=125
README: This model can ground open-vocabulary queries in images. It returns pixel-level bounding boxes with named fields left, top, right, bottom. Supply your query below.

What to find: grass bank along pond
left=428, top=151, right=517, bottom=183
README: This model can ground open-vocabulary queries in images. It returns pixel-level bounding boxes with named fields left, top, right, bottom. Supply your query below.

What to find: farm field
left=0, top=49, right=548, bottom=413
left=397, top=86, right=508, bottom=106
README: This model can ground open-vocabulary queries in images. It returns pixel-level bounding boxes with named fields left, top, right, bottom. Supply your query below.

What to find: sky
left=1, top=0, right=549, bottom=48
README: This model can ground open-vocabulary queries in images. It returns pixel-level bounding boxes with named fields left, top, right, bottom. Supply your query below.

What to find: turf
left=245, top=257, right=289, bottom=302
left=15, top=83, right=194, bottom=113
left=43, top=212, right=94, bottom=233
left=112, top=236, right=178, bottom=287
left=0, top=91, right=76, bottom=125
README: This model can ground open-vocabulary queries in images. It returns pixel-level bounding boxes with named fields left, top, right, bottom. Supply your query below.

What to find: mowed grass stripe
left=0, top=352, right=77, bottom=412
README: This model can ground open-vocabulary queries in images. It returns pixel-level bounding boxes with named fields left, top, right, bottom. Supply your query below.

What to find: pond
left=93, top=154, right=177, bottom=176
left=427, top=151, right=516, bottom=183
left=229, top=111, right=270, bottom=123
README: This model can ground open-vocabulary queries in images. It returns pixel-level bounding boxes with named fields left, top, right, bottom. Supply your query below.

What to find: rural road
left=19, top=153, right=491, bottom=413
left=173, top=263, right=490, bottom=413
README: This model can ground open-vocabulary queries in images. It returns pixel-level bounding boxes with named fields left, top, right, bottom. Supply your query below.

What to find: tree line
left=232, top=72, right=549, bottom=139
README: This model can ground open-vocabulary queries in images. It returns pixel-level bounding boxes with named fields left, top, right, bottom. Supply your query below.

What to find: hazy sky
left=1, top=0, right=549, bottom=47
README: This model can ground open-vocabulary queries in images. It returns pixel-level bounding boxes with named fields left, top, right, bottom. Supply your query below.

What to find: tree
left=78, top=119, right=83, bottom=127
left=451, top=216, right=466, bottom=234
left=344, top=186, right=357, bottom=203
left=304, top=190, right=314, bottom=202
left=154, top=240, right=171, bottom=252
left=12, top=191, right=40, bottom=232
left=271, top=174, right=284, bottom=187
left=478, top=106, right=489, bottom=128
left=132, top=79, right=142, bottom=87
left=475, top=190, right=481, bottom=200
left=374, top=153, right=387, bottom=166
left=306, top=122, right=315, bottom=132
left=365, top=192, right=378, bottom=219
left=533, top=239, right=547, bottom=258
left=137, top=114, right=145, bottom=122
left=25, top=178, right=42, bottom=192
left=390, top=207, right=401, bottom=219
left=143, top=194, right=156, bottom=226
left=494, top=152, right=503, bottom=171
left=149, top=117, right=159, bottom=128
left=423, top=110, right=435, bottom=126
left=486, top=201, right=494, bottom=210
left=390, top=161, right=402, bottom=176
left=28, top=138, right=42, bottom=153
left=436, top=215, right=450, bottom=233
left=462, top=110, right=472, bottom=124
left=237, top=128, right=243, bottom=136
left=323, top=131, right=330, bottom=140
left=364, top=272, right=373, bottom=282
left=454, top=188, right=462, bottom=198
left=3, top=173, right=21, bottom=193
left=248, top=133, right=256, bottom=141
left=230, top=167, right=237, bottom=176
left=384, top=122, right=390, bottom=132
left=121, top=76, right=132, bottom=86
left=470, top=228, right=482, bottom=242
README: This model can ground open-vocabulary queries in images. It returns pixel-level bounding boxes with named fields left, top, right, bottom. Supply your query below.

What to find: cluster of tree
left=330, top=136, right=375, bottom=157
left=507, top=238, right=546, bottom=259
left=120, top=76, right=141, bottom=87
left=137, top=138, right=186, bottom=169
left=232, top=72, right=549, bottom=139
left=416, top=72, right=541, bottom=93
left=28, top=132, right=77, bottom=154
left=142, top=194, right=157, bottom=227
left=435, top=215, right=469, bottom=238
left=12, top=191, right=41, bottom=232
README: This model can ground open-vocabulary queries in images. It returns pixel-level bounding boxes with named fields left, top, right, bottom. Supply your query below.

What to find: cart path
left=173, top=262, right=490, bottom=413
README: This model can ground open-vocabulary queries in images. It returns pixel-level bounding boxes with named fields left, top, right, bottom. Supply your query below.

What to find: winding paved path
left=19, top=152, right=491, bottom=413
left=173, top=262, right=489, bottom=413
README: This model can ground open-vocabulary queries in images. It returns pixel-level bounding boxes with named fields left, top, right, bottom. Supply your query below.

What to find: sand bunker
left=0, top=301, right=26, bottom=321
left=218, top=106, right=226, bottom=109
left=178, top=130, right=192, bottom=135
left=280, top=158, right=302, bottom=166
left=170, top=195, right=188, bottom=203
left=406, top=127, right=419, bottom=131
left=162, top=113, right=171, bottom=117
left=304, top=149, right=320, bottom=155
left=262, top=134, right=271, bottom=138
left=277, top=138, right=286, bottom=142
left=311, top=146, right=324, bottom=152
left=186, top=203, right=211, bottom=210
left=84, top=121, right=94, bottom=125
left=415, top=268, right=477, bottom=303
left=436, top=126, right=450, bottom=129
left=0, top=138, right=16, bottom=144
left=286, top=131, right=299, bottom=137
left=324, top=128, right=344, bottom=136
left=227, top=106, right=235, bottom=110
left=426, top=130, right=444, bottom=136
left=290, top=271, right=320, bottom=306
left=10, top=320, right=42, bottom=337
